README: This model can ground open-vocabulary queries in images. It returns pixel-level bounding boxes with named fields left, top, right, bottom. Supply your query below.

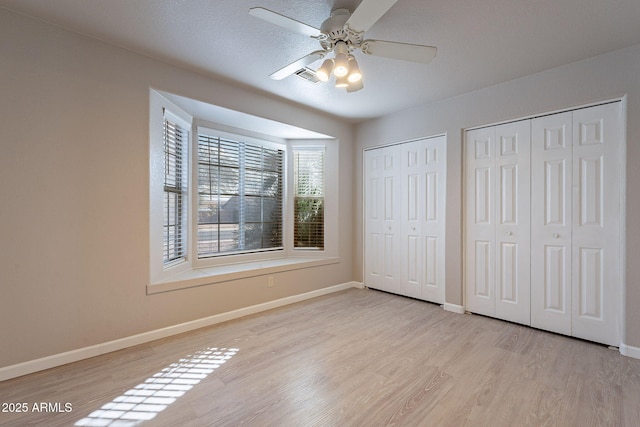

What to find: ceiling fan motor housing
left=319, top=8, right=363, bottom=51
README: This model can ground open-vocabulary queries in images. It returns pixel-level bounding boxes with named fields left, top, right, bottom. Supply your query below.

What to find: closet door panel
left=571, top=103, right=621, bottom=346
left=424, top=236, right=438, bottom=288
left=421, top=136, right=446, bottom=304
left=401, top=140, right=423, bottom=299
left=465, top=127, right=496, bottom=316
left=364, top=149, right=384, bottom=290
left=495, top=121, right=531, bottom=325
left=365, top=146, right=402, bottom=294
left=531, top=112, right=573, bottom=336
left=381, top=146, right=402, bottom=294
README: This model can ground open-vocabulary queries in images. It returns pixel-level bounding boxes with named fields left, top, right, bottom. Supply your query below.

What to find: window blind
left=163, top=113, right=188, bottom=265
left=293, top=148, right=324, bottom=249
left=197, top=132, right=284, bottom=258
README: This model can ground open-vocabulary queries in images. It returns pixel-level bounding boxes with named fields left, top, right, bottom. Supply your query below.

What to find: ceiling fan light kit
left=316, top=59, right=334, bottom=82
left=335, top=74, right=349, bottom=88
left=332, top=41, right=350, bottom=77
left=347, top=56, right=362, bottom=83
left=346, top=78, right=364, bottom=93
left=249, top=0, right=437, bottom=93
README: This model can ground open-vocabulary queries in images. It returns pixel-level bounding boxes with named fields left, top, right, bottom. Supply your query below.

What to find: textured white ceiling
left=2, top=0, right=640, bottom=121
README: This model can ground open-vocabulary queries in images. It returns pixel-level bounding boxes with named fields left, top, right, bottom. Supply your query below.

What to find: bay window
left=149, top=90, right=338, bottom=292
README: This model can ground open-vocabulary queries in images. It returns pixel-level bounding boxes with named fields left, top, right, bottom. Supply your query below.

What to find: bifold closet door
left=365, top=136, right=446, bottom=304
left=570, top=104, right=621, bottom=345
left=464, top=126, right=496, bottom=316
left=531, top=102, right=622, bottom=346
left=400, top=136, right=446, bottom=303
left=364, top=145, right=402, bottom=295
left=495, top=122, right=530, bottom=324
left=400, top=140, right=423, bottom=299
left=465, top=121, right=530, bottom=324
left=420, top=136, right=446, bottom=304
left=530, top=112, right=573, bottom=336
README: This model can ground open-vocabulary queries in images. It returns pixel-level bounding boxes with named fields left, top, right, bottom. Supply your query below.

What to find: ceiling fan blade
left=345, top=0, right=399, bottom=33
left=249, top=7, right=321, bottom=38
left=362, top=40, right=437, bottom=63
left=269, top=50, right=326, bottom=80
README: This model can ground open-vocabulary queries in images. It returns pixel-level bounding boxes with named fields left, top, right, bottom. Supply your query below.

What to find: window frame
left=287, top=141, right=338, bottom=258
left=150, top=91, right=193, bottom=284
left=292, top=146, right=325, bottom=250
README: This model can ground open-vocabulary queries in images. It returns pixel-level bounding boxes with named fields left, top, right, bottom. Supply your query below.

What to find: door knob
left=553, top=234, right=560, bottom=238
left=507, top=231, right=513, bottom=236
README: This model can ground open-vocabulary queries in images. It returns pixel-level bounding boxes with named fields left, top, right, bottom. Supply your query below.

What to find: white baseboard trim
left=620, top=342, right=640, bottom=359
left=0, top=282, right=360, bottom=382
left=443, top=303, right=465, bottom=314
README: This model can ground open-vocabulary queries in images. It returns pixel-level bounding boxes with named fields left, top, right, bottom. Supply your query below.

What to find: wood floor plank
left=1, top=288, right=638, bottom=426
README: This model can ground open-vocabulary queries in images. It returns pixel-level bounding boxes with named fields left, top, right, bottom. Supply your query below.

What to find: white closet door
left=465, top=123, right=530, bottom=322
left=571, top=103, right=621, bottom=346
left=401, top=140, right=423, bottom=299
left=465, top=127, right=496, bottom=316
left=364, top=149, right=383, bottom=290
left=421, top=136, right=446, bottom=304
left=494, top=121, right=531, bottom=325
left=365, top=145, right=402, bottom=294
left=366, top=137, right=447, bottom=303
left=382, top=146, right=403, bottom=294
left=531, top=112, right=573, bottom=336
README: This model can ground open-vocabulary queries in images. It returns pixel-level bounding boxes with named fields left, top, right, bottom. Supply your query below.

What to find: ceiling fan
left=249, top=0, right=437, bottom=92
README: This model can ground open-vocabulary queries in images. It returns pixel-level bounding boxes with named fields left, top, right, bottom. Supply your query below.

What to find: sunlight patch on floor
left=75, top=347, right=238, bottom=426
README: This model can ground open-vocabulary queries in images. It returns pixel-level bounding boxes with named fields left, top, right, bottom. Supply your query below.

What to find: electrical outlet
left=267, top=276, right=274, bottom=287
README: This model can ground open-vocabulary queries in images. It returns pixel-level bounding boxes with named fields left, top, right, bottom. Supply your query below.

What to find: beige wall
left=355, top=43, right=640, bottom=349
left=0, top=9, right=354, bottom=368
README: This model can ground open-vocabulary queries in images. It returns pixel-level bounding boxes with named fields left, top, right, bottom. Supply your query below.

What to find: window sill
left=147, top=256, right=340, bottom=295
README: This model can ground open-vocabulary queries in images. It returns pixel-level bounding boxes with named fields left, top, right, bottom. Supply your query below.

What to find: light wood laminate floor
left=1, top=288, right=639, bottom=426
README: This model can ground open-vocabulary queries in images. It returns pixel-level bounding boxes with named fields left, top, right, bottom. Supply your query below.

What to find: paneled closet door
left=465, top=122, right=530, bottom=323
left=465, top=127, right=496, bottom=317
left=366, top=137, right=447, bottom=303
left=531, top=112, right=573, bottom=336
left=531, top=103, right=622, bottom=345
left=494, top=121, right=531, bottom=324
left=421, top=136, right=446, bottom=304
left=400, top=140, right=423, bottom=299
left=364, top=145, right=402, bottom=294
left=364, top=149, right=383, bottom=290
left=571, top=103, right=621, bottom=346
